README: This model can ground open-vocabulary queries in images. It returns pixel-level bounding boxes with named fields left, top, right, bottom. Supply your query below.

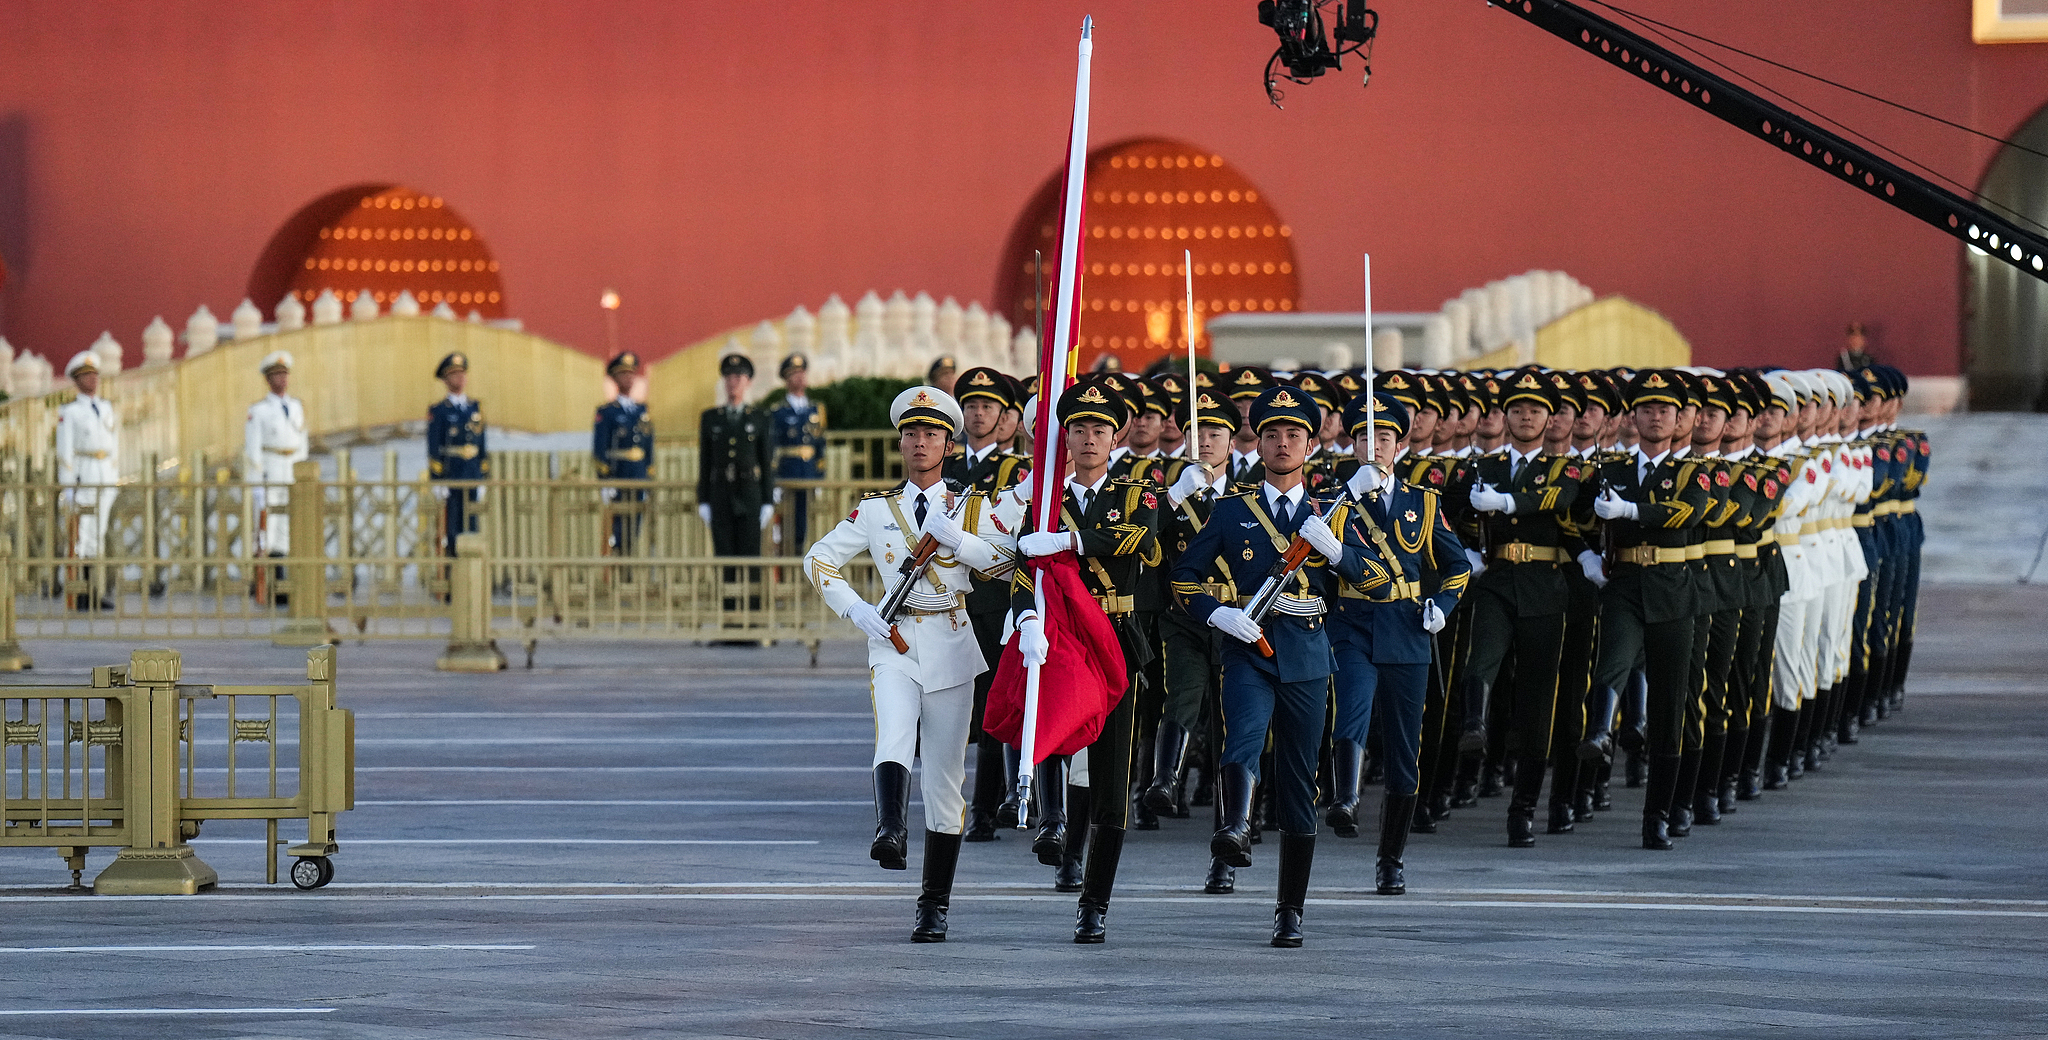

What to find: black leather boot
left=1668, top=748, right=1700, bottom=837
left=964, top=739, right=1004, bottom=842
left=1324, top=739, right=1363, bottom=838
left=871, top=762, right=911, bottom=870
left=1837, top=670, right=1863, bottom=745
left=1763, top=706, right=1797, bottom=789
left=1031, top=758, right=1067, bottom=866
left=1692, top=732, right=1725, bottom=826
left=1618, top=669, right=1649, bottom=754
left=1479, top=761, right=1507, bottom=799
left=912, top=829, right=961, bottom=942
left=1410, top=793, right=1438, bottom=834
left=1141, top=720, right=1190, bottom=816
left=1203, top=857, right=1237, bottom=894
left=994, top=745, right=1023, bottom=828
left=1624, top=750, right=1647, bottom=789
left=1376, top=793, right=1414, bottom=895
left=1055, top=784, right=1089, bottom=892
left=1271, top=831, right=1316, bottom=948
left=1211, top=763, right=1256, bottom=868
left=1073, top=825, right=1124, bottom=944
left=1719, top=726, right=1746, bottom=812
left=1642, top=753, right=1679, bottom=851
left=1594, top=760, right=1615, bottom=809
left=1506, top=765, right=1542, bottom=848
left=1450, top=754, right=1481, bottom=808
left=1578, top=684, right=1621, bottom=764
left=1458, top=678, right=1491, bottom=753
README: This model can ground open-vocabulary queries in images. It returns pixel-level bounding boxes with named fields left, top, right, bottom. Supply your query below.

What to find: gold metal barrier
left=0, top=646, right=353, bottom=893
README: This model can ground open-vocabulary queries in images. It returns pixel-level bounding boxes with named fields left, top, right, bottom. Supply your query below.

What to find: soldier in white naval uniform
left=803, top=385, right=1021, bottom=943
left=243, top=351, right=309, bottom=555
left=54, top=350, right=119, bottom=607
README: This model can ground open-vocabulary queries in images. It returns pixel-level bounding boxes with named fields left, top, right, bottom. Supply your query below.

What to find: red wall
left=0, top=0, right=2043, bottom=377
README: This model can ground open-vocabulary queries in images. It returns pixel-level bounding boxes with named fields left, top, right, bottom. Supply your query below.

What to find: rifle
left=874, top=492, right=966, bottom=654
left=1239, top=493, right=1343, bottom=659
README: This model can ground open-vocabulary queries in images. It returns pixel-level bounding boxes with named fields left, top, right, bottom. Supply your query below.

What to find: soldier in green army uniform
left=1580, top=368, right=1716, bottom=850
left=1446, top=366, right=1586, bottom=847
left=944, top=366, right=1033, bottom=840
left=696, top=353, right=775, bottom=558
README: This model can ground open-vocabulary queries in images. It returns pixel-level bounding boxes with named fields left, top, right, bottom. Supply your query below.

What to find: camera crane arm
left=1489, top=0, right=2048, bottom=285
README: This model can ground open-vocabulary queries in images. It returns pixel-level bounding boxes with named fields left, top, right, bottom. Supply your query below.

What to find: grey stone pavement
left=1, top=583, right=2045, bottom=1039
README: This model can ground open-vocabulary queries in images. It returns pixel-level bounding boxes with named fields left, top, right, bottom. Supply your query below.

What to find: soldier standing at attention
left=943, top=366, right=1032, bottom=841
left=696, top=353, right=774, bottom=557
left=244, top=350, right=308, bottom=559
left=55, top=351, right=119, bottom=609
left=1171, top=384, right=1359, bottom=948
left=803, top=386, right=1020, bottom=943
left=593, top=352, right=652, bottom=555
left=427, top=352, right=489, bottom=558
left=770, top=353, right=827, bottom=548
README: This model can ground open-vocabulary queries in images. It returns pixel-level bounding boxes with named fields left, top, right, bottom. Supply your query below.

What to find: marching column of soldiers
left=804, top=356, right=1930, bottom=948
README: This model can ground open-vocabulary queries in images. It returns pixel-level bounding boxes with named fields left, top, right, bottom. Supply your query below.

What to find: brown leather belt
left=1491, top=543, right=1561, bottom=564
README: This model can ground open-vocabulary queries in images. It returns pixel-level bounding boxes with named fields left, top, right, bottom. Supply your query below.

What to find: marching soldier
left=804, top=386, right=1019, bottom=942
left=243, top=350, right=308, bottom=558
left=1010, top=380, right=1159, bottom=943
left=427, top=352, right=489, bottom=557
left=1170, top=384, right=1358, bottom=948
left=1326, top=391, right=1470, bottom=895
left=696, top=353, right=775, bottom=557
left=593, top=352, right=653, bottom=555
left=55, top=351, right=119, bottom=609
left=771, top=353, right=827, bottom=547
left=944, top=366, right=1032, bottom=840
left=1579, top=369, right=1714, bottom=850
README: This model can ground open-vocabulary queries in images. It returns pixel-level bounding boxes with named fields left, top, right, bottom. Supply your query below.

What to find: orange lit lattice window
left=254, top=184, right=507, bottom=318
left=995, top=139, right=1300, bottom=372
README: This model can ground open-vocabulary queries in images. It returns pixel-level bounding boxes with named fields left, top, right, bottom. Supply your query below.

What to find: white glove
left=433, top=484, right=450, bottom=502
left=925, top=503, right=966, bottom=549
left=1577, top=549, right=1609, bottom=588
left=846, top=600, right=893, bottom=642
left=1208, top=605, right=1264, bottom=645
left=1594, top=489, right=1638, bottom=521
left=1298, top=515, right=1343, bottom=561
left=1468, top=483, right=1513, bottom=514
left=759, top=504, right=775, bottom=528
left=474, top=484, right=486, bottom=504
left=1019, top=531, right=1074, bottom=558
left=697, top=503, right=713, bottom=525
left=601, top=486, right=618, bottom=503
left=1009, top=473, right=1033, bottom=504
left=1168, top=464, right=1208, bottom=505
left=1421, top=600, right=1447, bottom=634
left=1017, top=613, right=1049, bottom=666
left=1465, top=548, right=1487, bottom=578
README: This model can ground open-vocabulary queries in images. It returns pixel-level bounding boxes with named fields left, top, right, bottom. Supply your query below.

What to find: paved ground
left=1, top=583, right=2044, bottom=1039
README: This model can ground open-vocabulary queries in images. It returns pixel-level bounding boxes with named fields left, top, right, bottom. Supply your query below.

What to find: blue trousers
left=1331, top=646, right=1428, bottom=797
left=1219, top=655, right=1327, bottom=835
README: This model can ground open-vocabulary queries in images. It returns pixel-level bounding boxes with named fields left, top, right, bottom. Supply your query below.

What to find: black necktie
left=1274, top=496, right=1292, bottom=527
left=89, top=400, right=99, bottom=417
left=1081, top=487, right=1094, bottom=514
left=914, top=492, right=929, bottom=528
left=1511, top=455, right=1526, bottom=482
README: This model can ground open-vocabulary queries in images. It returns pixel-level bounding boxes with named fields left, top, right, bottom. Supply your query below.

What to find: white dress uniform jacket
left=54, top=394, right=120, bottom=557
left=244, top=392, right=310, bottom=552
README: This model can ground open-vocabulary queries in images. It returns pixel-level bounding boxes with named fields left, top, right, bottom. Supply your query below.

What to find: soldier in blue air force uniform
left=1323, top=392, right=1470, bottom=897
left=770, top=352, right=828, bottom=547
left=1171, top=384, right=1363, bottom=949
left=427, top=352, right=490, bottom=557
left=593, top=351, right=653, bottom=554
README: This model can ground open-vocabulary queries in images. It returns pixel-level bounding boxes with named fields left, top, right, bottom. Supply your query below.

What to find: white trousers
left=871, top=667, right=973, bottom=835
left=1819, top=579, right=1855, bottom=687
left=1772, top=594, right=1811, bottom=711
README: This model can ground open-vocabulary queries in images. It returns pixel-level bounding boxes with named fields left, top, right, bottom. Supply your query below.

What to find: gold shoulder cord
left=1060, top=504, right=1121, bottom=593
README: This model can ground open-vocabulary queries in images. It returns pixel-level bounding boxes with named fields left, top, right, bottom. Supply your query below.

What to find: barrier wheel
left=290, top=856, right=334, bottom=890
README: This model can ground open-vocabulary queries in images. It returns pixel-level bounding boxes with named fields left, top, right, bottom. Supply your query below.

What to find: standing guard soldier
left=1170, top=385, right=1358, bottom=948
left=770, top=353, right=827, bottom=548
left=427, top=352, right=489, bottom=557
left=696, top=353, right=775, bottom=557
left=55, top=351, right=119, bottom=609
left=1010, top=381, right=1159, bottom=944
left=593, top=352, right=653, bottom=555
left=945, top=366, right=1032, bottom=841
left=803, top=386, right=1020, bottom=943
left=1582, top=369, right=1714, bottom=850
left=244, top=350, right=308, bottom=560
left=1327, top=392, right=1470, bottom=894
left=1452, top=366, right=1584, bottom=847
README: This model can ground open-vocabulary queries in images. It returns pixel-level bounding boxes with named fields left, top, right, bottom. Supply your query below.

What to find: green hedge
left=758, top=376, right=917, bottom=429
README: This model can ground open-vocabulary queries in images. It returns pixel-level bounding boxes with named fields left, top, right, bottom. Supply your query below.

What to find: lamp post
left=600, top=289, right=621, bottom=358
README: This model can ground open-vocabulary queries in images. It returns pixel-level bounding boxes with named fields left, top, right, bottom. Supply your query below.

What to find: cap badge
left=1078, top=385, right=1110, bottom=404
left=1270, top=389, right=1299, bottom=408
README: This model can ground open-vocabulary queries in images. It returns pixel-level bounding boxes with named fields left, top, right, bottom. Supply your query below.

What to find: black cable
left=1585, top=0, right=2048, bottom=164
left=1583, top=0, right=2048, bottom=237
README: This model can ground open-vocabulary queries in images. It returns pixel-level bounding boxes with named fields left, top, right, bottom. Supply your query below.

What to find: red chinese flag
left=983, top=552, right=1127, bottom=762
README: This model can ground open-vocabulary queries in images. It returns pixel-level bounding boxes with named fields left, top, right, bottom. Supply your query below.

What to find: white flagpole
left=1184, top=249, right=1197, bottom=451
left=1018, top=14, right=1094, bottom=826
left=1363, top=253, right=1376, bottom=476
